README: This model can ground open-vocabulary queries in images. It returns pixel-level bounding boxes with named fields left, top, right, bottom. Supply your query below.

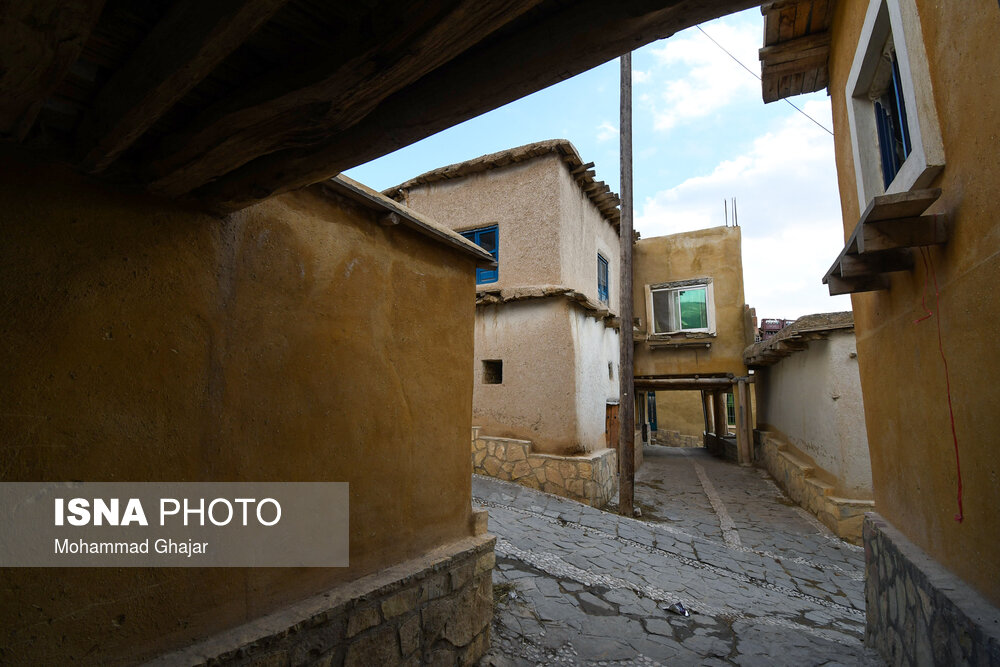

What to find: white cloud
left=633, top=69, right=651, bottom=84
left=596, top=120, right=618, bottom=142
left=645, top=20, right=762, bottom=130
left=635, top=100, right=852, bottom=319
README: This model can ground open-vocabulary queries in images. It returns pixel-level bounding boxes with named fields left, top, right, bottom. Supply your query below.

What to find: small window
left=597, top=254, right=609, bottom=304
left=726, top=393, right=736, bottom=427
left=650, top=281, right=713, bottom=334
left=871, top=37, right=912, bottom=188
left=482, top=360, right=502, bottom=384
left=845, top=0, right=944, bottom=206
left=460, top=225, right=498, bottom=284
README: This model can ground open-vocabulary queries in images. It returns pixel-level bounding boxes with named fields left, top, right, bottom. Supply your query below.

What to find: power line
left=695, top=25, right=834, bottom=137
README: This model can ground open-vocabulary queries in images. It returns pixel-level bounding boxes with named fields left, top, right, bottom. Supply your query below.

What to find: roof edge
left=318, top=175, right=497, bottom=267
left=382, top=139, right=621, bottom=228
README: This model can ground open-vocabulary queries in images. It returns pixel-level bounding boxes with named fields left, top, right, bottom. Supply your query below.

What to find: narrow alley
left=476, top=446, right=882, bottom=666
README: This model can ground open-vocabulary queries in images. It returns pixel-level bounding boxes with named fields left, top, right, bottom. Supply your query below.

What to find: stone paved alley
left=475, top=446, right=884, bottom=666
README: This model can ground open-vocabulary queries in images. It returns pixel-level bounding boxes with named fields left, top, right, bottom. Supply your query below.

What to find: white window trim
left=646, top=278, right=716, bottom=336
left=845, top=0, right=944, bottom=208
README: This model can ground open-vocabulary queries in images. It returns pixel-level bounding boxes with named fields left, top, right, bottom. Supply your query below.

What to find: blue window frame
left=873, top=51, right=912, bottom=188
left=460, top=225, right=498, bottom=284
left=597, top=254, right=609, bottom=304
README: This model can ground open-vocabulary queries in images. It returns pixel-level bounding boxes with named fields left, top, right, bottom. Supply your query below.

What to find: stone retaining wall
left=755, top=430, right=873, bottom=544
left=150, top=533, right=496, bottom=667
left=652, top=430, right=703, bottom=448
left=864, top=513, right=1000, bottom=666
left=472, top=429, right=617, bottom=507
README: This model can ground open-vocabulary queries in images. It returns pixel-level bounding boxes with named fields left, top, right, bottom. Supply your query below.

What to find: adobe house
left=745, top=312, right=874, bottom=543
left=631, top=226, right=757, bottom=465
left=759, top=0, right=1000, bottom=662
left=386, top=141, right=622, bottom=508
left=0, top=0, right=811, bottom=662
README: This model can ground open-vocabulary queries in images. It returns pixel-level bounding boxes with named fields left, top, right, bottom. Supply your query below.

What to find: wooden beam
left=0, top=1, right=106, bottom=140
left=758, top=32, right=830, bottom=66
left=147, top=0, right=546, bottom=197
left=187, top=0, right=765, bottom=211
left=76, top=0, right=289, bottom=173
left=859, top=214, right=948, bottom=253
left=839, top=249, right=914, bottom=277
left=827, top=274, right=890, bottom=296
left=570, top=161, right=595, bottom=175
left=761, top=52, right=828, bottom=78
left=859, top=187, right=941, bottom=224
left=635, top=378, right=736, bottom=390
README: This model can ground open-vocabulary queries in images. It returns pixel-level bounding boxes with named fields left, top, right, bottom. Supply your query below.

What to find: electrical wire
left=695, top=25, right=835, bottom=136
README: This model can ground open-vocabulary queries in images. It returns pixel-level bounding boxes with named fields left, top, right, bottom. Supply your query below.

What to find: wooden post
left=713, top=389, right=728, bottom=438
left=735, top=378, right=752, bottom=466
left=618, top=51, right=634, bottom=517
left=700, top=390, right=711, bottom=446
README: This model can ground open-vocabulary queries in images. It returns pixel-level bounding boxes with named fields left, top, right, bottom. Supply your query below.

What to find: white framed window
left=648, top=278, right=716, bottom=335
left=845, top=0, right=944, bottom=208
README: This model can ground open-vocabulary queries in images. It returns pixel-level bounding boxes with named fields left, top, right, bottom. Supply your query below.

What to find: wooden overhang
left=1, top=0, right=764, bottom=215
left=822, top=188, right=947, bottom=296
left=759, top=0, right=837, bottom=103
left=384, top=139, right=621, bottom=228
left=743, top=311, right=853, bottom=367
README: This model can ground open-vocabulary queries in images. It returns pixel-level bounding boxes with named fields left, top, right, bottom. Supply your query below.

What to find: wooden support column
left=700, top=390, right=711, bottom=446
left=735, top=378, right=753, bottom=466
left=617, top=51, right=634, bottom=517
left=713, top=389, right=728, bottom=438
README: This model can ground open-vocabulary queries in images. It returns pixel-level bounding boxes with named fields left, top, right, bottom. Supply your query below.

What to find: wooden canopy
left=822, top=189, right=947, bottom=295
left=759, top=0, right=837, bottom=102
left=1, top=0, right=761, bottom=214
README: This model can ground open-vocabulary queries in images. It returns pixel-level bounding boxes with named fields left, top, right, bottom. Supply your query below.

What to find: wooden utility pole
left=618, top=51, right=635, bottom=517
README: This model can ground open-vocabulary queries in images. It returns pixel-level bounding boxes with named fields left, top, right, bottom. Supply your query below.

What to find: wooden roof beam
left=859, top=214, right=948, bottom=253
left=759, top=32, right=831, bottom=67
left=145, top=0, right=545, bottom=198
left=827, top=274, right=890, bottom=296
left=839, top=249, right=914, bottom=277
left=188, top=0, right=765, bottom=212
left=0, top=0, right=105, bottom=141
left=76, top=0, right=289, bottom=174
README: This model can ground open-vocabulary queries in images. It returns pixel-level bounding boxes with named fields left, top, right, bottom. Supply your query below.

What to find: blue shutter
left=462, top=226, right=499, bottom=284
left=597, top=254, right=609, bottom=303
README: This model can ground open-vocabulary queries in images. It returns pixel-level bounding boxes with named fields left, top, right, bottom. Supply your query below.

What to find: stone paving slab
left=476, top=446, right=883, bottom=666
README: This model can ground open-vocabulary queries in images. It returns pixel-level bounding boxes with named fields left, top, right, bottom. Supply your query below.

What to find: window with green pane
left=651, top=282, right=712, bottom=334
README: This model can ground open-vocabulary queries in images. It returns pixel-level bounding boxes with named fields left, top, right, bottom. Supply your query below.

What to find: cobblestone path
left=475, top=446, right=883, bottom=666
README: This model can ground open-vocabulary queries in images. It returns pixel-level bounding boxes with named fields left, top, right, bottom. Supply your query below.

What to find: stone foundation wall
left=150, top=534, right=496, bottom=667
left=472, top=430, right=617, bottom=507
left=652, top=429, right=703, bottom=448
left=864, top=514, right=1000, bottom=666
left=705, top=432, right=738, bottom=462
left=755, top=430, right=873, bottom=544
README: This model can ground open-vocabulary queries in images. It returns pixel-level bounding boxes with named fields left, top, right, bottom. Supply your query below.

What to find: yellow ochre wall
left=632, top=226, right=750, bottom=378
left=828, top=0, right=1000, bottom=605
left=0, top=155, right=478, bottom=663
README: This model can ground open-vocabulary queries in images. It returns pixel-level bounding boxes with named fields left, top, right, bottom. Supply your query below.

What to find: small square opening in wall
left=482, top=360, right=503, bottom=384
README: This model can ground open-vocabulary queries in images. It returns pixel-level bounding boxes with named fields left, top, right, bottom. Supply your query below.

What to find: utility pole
left=618, top=51, right=635, bottom=517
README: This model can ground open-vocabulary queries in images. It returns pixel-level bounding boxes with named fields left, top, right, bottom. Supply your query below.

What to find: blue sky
left=345, top=8, right=852, bottom=319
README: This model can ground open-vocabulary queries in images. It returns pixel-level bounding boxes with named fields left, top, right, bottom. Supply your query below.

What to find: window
left=482, top=360, right=502, bottom=384
left=726, top=393, right=736, bottom=427
left=845, top=0, right=944, bottom=206
left=648, top=279, right=715, bottom=335
left=597, top=254, right=609, bottom=304
left=460, top=225, right=498, bottom=284
left=871, top=40, right=912, bottom=188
